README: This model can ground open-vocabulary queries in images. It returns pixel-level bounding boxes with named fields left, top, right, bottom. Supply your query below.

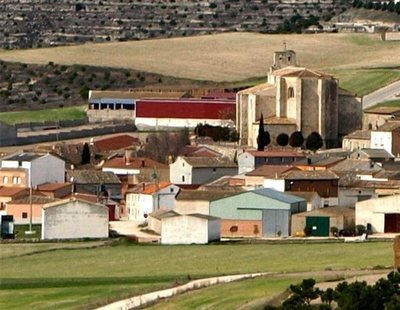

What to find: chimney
left=142, top=183, right=145, bottom=191
left=141, top=160, right=145, bottom=167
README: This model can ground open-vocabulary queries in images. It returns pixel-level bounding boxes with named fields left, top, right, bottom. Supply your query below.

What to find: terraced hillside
left=0, top=0, right=349, bottom=49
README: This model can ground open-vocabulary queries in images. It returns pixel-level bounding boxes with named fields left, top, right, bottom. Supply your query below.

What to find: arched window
left=288, top=87, right=294, bottom=98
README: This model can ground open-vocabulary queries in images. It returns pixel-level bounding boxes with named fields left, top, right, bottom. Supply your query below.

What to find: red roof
left=127, top=182, right=172, bottom=195
left=94, top=135, right=140, bottom=152
left=247, top=150, right=305, bottom=158
left=37, top=183, right=71, bottom=191
left=103, top=156, right=169, bottom=170
left=136, top=99, right=235, bottom=119
left=181, top=146, right=220, bottom=158
left=246, top=165, right=299, bottom=178
left=0, top=186, right=28, bottom=197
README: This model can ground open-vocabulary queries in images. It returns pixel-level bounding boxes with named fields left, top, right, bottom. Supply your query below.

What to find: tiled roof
left=330, top=158, right=382, bottom=173
left=237, top=83, right=276, bottom=96
left=296, top=206, right=355, bottom=217
left=364, top=106, right=400, bottom=115
left=252, top=188, right=306, bottom=204
left=68, top=170, right=121, bottom=184
left=9, top=195, right=57, bottom=204
left=181, top=156, right=237, bottom=168
left=63, top=192, right=99, bottom=203
left=246, top=165, right=297, bottom=178
left=103, top=157, right=169, bottom=170
left=295, top=156, right=345, bottom=167
left=127, top=182, right=172, bottom=195
left=94, top=135, right=140, bottom=152
left=246, top=150, right=305, bottom=158
left=180, top=146, right=221, bottom=158
left=272, top=66, right=331, bottom=78
left=344, top=129, right=371, bottom=140
left=42, top=197, right=105, bottom=209
left=37, top=183, right=71, bottom=191
left=375, top=121, right=400, bottom=132
left=283, top=170, right=339, bottom=180
left=1, top=152, right=46, bottom=162
left=149, top=209, right=179, bottom=220
left=359, top=148, right=394, bottom=159
left=0, top=186, right=28, bottom=197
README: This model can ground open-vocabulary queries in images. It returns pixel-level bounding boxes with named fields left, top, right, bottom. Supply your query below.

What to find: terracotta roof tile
left=127, top=182, right=172, bottom=195
left=94, top=135, right=140, bottom=152
left=246, top=165, right=298, bottom=178
left=37, top=183, right=71, bottom=191
left=0, top=186, right=28, bottom=197
left=103, top=157, right=169, bottom=170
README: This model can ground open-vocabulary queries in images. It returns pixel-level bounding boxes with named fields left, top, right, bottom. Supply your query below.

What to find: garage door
left=306, top=216, right=330, bottom=237
left=385, top=214, right=400, bottom=233
left=262, top=210, right=290, bottom=237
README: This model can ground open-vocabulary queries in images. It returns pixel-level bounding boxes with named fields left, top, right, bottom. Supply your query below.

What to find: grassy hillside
left=0, top=241, right=393, bottom=309
left=0, top=33, right=398, bottom=83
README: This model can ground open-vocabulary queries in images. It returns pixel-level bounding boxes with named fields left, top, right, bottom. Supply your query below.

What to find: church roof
left=273, top=66, right=332, bottom=78
left=237, top=83, right=276, bottom=96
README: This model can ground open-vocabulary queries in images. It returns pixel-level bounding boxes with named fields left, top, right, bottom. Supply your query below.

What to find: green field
left=329, top=68, right=400, bottom=97
left=0, top=105, right=86, bottom=125
left=369, top=99, right=400, bottom=109
left=0, top=240, right=393, bottom=309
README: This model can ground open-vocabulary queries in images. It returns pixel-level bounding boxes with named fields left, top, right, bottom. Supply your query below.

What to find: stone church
left=236, top=48, right=362, bottom=148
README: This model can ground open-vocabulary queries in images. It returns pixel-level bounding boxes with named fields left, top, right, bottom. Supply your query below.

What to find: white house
left=370, top=121, right=400, bottom=156
left=41, top=198, right=109, bottom=240
left=356, top=195, right=400, bottom=234
left=170, top=156, right=237, bottom=185
left=161, top=213, right=221, bottom=244
left=244, top=165, right=299, bottom=191
left=125, top=182, right=179, bottom=221
left=0, top=152, right=65, bottom=187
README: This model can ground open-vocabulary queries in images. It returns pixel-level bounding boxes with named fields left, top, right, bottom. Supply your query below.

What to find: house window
left=182, top=175, right=185, bottom=182
left=13, top=176, right=21, bottom=185
left=170, top=188, right=174, bottom=193
left=22, top=212, right=28, bottom=219
left=2, top=176, right=8, bottom=184
left=288, top=87, right=294, bottom=98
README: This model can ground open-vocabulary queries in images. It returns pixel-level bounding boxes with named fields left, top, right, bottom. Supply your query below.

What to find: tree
left=81, top=142, right=91, bottom=164
left=283, top=278, right=320, bottom=308
left=276, top=133, right=289, bottom=147
left=289, top=131, right=304, bottom=147
left=257, top=114, right=270, bottom=151
left=306, top=132, right=323, bottom=152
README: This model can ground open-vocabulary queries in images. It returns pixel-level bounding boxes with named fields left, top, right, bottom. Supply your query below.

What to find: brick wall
left=394, top=235, right=400, bottom=269
left=221, top=219, right=263, bottom=238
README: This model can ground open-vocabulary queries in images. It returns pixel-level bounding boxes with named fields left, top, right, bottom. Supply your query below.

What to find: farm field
left=0, top=105, right=86, bottom=125
left=0, top=240, right=393, bottom=309
left=0, top=33, right=398, bottom=87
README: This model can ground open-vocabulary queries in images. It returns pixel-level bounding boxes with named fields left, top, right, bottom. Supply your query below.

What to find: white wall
left=126, top=193, right=153, bottom=221
left=237, top=152, right=255, bottom=175
left=155, top=185, right=179, bottom=210
left=263, top=178, right=285, bottom=192
left=371, top=131, right=392, bottom=155
left=161, top=215, right=216, bottom=244
left=170, top=157, right=192, bottom=185
left=31, top=154, right=65, bottom=187
left=356, top=195, right=400, bottom=233
left=42, top=200, right=108, bottom=240
left=175, top=200, right=210, bottom=215
left=135, top=118, right=233, bottom=130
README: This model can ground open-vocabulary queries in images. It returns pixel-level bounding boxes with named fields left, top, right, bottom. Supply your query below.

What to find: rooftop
left=344, top=129, right=371, bottom=140
left=375, top=121, right=400, bottom=132
left=246, top=150, right=305, bottom=158
left=127, top=182, right=172, bottom=195
left=103, top=157, right=169, bottom=170
left=9, top=195, right=57, bottom=205
left=246, top=165, right=297, bottom=178
left=37, top=182, right=71, bottom=191
left=176, top=189, right=242, bottom=201
left=364, top=106, right=400, bottom=115
left=68, top=170, right=121, bottom=184
left=237, top=83, right=276, bottom=96
left=1, top=152, right=47, bottom=162
left=180, top=156, right=237, bottom=168
left=359, top=148, right=394, bottom=159
left=252, top=188, right=306, bottom=204
left=283, top=170, right=339, bottom=180
left=94, top=135, right=140, bottom=153
left=0, top=186, right=28, bottom=197
left=272, top=66, right=332, bottom=78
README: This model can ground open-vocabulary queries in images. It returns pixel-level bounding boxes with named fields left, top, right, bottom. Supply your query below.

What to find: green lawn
left=329, top=68, right=400, bottom=97
left=0, top=241, right=393, bottom=309
left=369, top=99, right=400, bottom=109
left=0, top=105, right=86, bottom=125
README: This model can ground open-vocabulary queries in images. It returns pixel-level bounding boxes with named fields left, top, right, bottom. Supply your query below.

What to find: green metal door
left=306, top=216, right=330, bottom=237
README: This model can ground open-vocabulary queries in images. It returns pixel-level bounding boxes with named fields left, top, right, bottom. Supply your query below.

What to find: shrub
left=289, top=131, right=304, bottom=147
left=356, top=224, right=366, bottom=236
left=306, top=132, right=323, bottom=152
left=276, top=133, right=289, bottom=147
left=330, top=226, right=338, bottom=236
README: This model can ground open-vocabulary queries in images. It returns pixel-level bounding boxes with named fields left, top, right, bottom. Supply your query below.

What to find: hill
left=331, top=7, right=400, bottom=24
left=0, top=0, right=350, bottom=49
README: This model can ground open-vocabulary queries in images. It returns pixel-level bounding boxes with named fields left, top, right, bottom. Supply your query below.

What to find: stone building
left=236, top=48, right=362, bottom=148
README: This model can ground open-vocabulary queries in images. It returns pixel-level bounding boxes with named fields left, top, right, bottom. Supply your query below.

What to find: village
left=0, top=47, right=399, bottom=244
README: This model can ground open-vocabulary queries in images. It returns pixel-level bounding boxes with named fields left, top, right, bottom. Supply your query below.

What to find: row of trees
left=266, top=269, right=400, bottom=309
left=257, top=114, right=323, bottom=152
left=195, top=124, right=239, bottom=142
left=352, top=0, right=400, bottom=14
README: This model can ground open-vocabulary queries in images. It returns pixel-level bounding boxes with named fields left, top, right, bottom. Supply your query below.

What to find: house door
left=384, top=214, right=400, bottom=233
left=306, top=216, right=330, bottom=237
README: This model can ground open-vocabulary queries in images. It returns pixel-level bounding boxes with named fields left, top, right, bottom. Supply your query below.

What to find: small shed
left=148, top=209, right=179, bottom=235
left=291, top=206, right=355, bottom=237
left=161, top=213, right=220, bottom=244
left=41, top=198, right=109, bottom=240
